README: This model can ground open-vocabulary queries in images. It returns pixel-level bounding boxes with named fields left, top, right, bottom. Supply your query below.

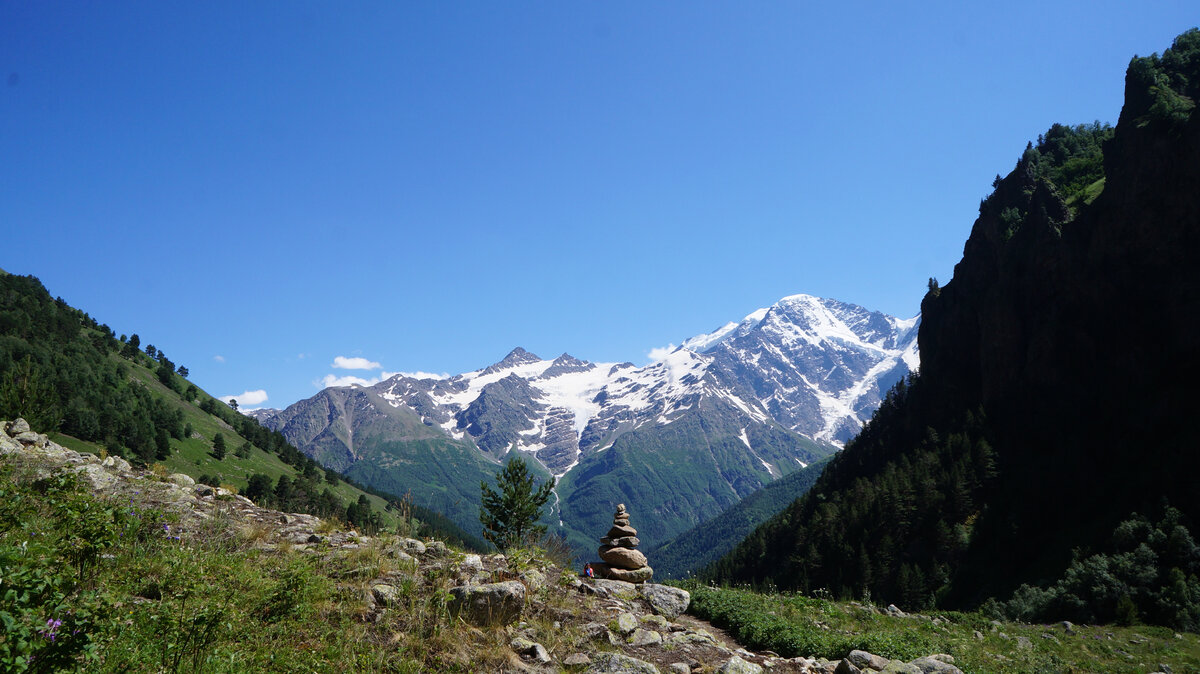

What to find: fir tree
left=479, top=456, right=555, bottom=550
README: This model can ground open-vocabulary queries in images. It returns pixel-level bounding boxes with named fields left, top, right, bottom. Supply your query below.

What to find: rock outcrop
left=594, top=503, right=654, bottom=582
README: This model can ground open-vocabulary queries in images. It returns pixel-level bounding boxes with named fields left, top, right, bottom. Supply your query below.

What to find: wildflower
left=40, top=617, right=62, bottom=642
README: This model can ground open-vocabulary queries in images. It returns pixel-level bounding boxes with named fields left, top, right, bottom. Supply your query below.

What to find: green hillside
left=0, top=271, right=484, bottom=550
left=649, top=455, right=831, bottom=579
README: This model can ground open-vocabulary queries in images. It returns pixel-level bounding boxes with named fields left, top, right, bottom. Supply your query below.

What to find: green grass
left=0, top=461, right=503, bottom=672
left=675, top=583, right=1200, bottom=673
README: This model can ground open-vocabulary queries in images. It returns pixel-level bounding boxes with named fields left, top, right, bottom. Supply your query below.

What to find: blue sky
left=2, top=3, right=1195, bottom=409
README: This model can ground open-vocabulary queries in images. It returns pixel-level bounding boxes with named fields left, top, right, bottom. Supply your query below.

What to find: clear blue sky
left=2, top=2, right=1195, bottom=409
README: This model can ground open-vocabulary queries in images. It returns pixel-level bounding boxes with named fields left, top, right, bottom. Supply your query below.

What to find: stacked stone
left=594, top=503, right=653, bottom=582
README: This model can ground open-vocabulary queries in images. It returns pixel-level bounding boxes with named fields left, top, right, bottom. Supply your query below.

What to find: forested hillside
left=707, top=29, right=1200, bottom=630
left=0, top=270, right=484, bottom=549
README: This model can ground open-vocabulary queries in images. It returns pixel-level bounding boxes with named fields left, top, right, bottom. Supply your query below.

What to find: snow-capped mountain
left=360, top=293, right=917, bottom=477
left=263, top=293, right=918, bottom=554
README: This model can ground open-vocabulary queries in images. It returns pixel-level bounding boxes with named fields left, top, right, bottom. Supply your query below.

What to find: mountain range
left=259, top=293, right=919, bottom=557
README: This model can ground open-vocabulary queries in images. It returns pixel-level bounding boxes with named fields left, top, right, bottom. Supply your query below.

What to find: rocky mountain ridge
left=262, top=294, right=916, bottom=557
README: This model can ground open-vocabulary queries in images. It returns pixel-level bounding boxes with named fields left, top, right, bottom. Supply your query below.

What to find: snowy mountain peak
left=306, top=293, right=917, bottom=478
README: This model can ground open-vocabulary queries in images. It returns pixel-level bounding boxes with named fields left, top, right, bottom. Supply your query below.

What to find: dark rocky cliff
left=709, top=29, right=1200, bottom=619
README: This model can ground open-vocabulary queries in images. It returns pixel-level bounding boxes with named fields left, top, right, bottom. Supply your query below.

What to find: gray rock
left=425, top=540, right=449, bottom=557
left=520, top=568, right=546, bottom=590
left=101, top=455, right=132, bottom=474
left=584, top=652, right=660, bottom=673
left=564, top=652, right=592, bottom=666
left=879, top=663, right=921, bottom=674
left=613, top=612, right=638, bottom=635
left=1159, top=664, right=1173, bottom=674
left=371, top=584, right=401, bottom=608
left=460, top=554, right=483, bottom=574
left=668, top=665, right=691, bottom=674
left=834, top=660, right=862, bottom=674
left=8, top=418, right=31, bottom=435
left=593, top=578, right=640, bottom=599
left=511, top=637, right=551, bottom=663
left=719, top=656, right=763, bottom=674
left=167, top=473, right=196, bottom=487
left=14, top=431, right=42, bottom=445
left=447, top=580, right=525, bottom=626
left=628, top=628, right=663, bottom=646
left=1015, top=636, right=1032, bottom=650
left=908, top=656, right=962, bottom=674
left=641, top=614, right=671, bottom=629
left=973, top=630, right=983, bottom=640
left=848, top=650, right=889, bottom=670
left=73, top=464, right=117, bottom=490
left=640, top=583, right=691, bottom=619
left=601, top=535, right=641, bottom=548
left=396, top=538, right=426, bottom=556
left=885, top=604, right=906, bottom=617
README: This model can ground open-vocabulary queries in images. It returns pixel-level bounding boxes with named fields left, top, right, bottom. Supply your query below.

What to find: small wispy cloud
left=213, top=355, right=226, bottom=363
left=332, top=356, right=382, bottom=370
left=220, top=389, right=268, bottom=407
left=647, top=344, right=677, bottom=362
left=319, top=374, right=380, bottom=389
left=390, top=370, right=449, bottom=380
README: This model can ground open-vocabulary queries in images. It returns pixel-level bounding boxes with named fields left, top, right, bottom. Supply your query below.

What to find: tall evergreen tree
left=479, top=456, right=555, bottom=550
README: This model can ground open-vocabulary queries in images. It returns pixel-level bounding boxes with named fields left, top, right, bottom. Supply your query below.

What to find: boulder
left=848, top=650, right=890, bottom=670
left=834, top=660, right=862, bottom=674
left=73, top=464, right=117, bottom=490
left=7, top=418, right=31, bottom=435
left=447, top=581, right=525, bottom=626
left=371, top=584, right=401, bottom=608
left=613, top=612, right=639, bottom=635
left=595, top=563, right=654, bottom=583
left=600, top=546, right=649, bottom=570
left=908, top=656, right=963, bottom=674
left=591, top=578, right=639, bottom=599
left=628, top=628, right=663, bottom=647
left=640, top=583, right=691, bottom=619
left=584, top=652, right=661, bottom=674
left=460, top=554, right=483, bottom=574
left=719, top=656, right=763, bottom=674
left=168, top=473, right=196, bottom=487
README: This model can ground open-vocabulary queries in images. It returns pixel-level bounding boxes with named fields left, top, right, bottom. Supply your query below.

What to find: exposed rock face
left=593, top=504, right=653, bottom=582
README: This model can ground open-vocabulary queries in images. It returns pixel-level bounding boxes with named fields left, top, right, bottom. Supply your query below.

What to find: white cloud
left=647, top=344, right=678, bottom=362
left=220, top=389, right=268, bottom=406
left=213, top=355, right=226, bottom=363
left=390, top=370, right=449, bottom=380
left=332, top=356, right=382, bottom=370
left=319, top=374, right=380, bottom=389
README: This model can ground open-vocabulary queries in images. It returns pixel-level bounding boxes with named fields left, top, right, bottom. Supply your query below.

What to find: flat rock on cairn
left=594, top=503, right=653, bottom=582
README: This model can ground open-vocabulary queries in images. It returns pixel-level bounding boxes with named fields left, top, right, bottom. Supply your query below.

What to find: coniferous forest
left=707, top=29, right=1200, bottom=631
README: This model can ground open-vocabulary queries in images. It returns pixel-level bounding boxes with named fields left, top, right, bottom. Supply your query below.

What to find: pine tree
left=479, top=456, right=555, bottom=550
left=212, top=433, right=226, bottom=460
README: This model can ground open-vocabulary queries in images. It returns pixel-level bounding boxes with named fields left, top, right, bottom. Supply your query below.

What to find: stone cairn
left=593, top=503, right=653, bottom=582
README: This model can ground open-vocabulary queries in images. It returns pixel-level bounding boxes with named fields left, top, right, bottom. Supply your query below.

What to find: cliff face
left=708, top=30, right=1200, bottom=613
left=918, top=30, right=1200, bottom=595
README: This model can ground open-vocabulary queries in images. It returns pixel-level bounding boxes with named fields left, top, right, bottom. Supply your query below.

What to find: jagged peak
left=481, top=347, right=543, bottom=375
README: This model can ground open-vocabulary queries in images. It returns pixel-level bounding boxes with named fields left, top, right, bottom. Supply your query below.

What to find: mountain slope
left=707, top=29, right=1200, bottom=629
left=268, top=293, right=917, bottom=555
left=0, top=271, right=483, bottom=548
left=649, top=454, right=832, bottom=579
